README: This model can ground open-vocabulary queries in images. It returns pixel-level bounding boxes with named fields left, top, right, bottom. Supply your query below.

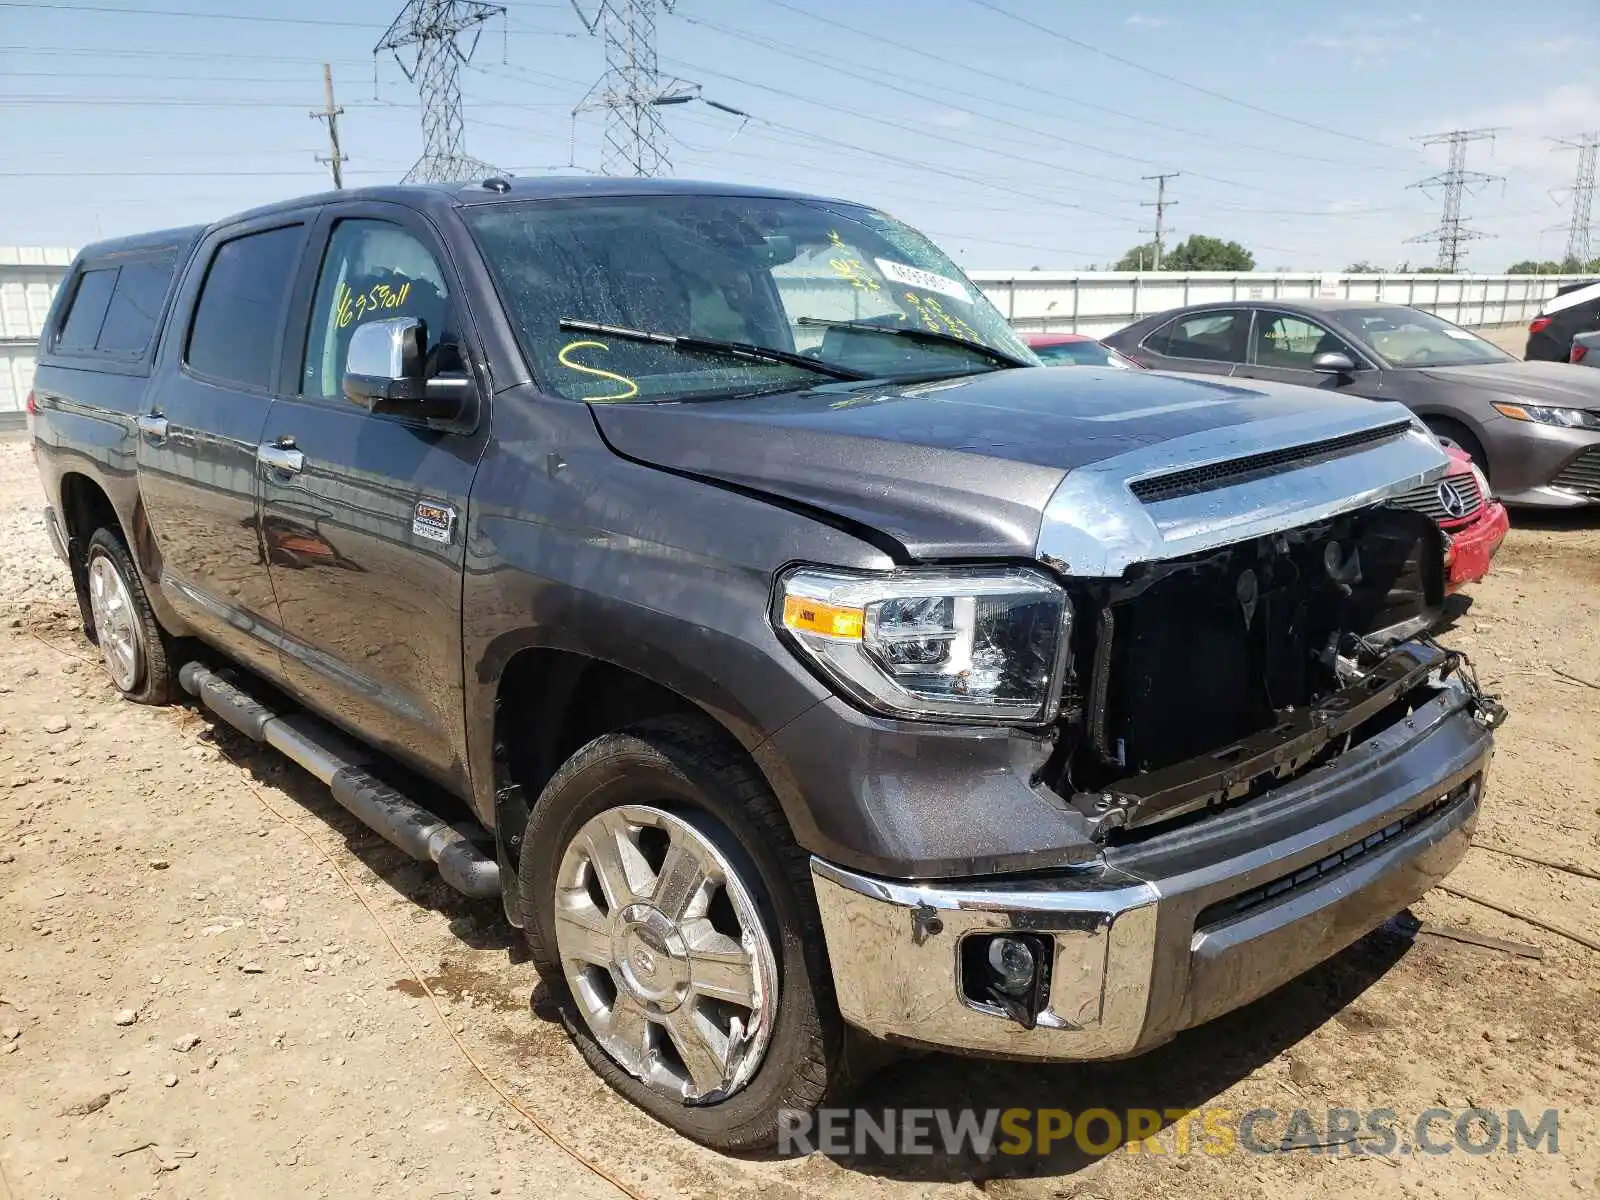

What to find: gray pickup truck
left=29, top=178, right=1502, bottom=1151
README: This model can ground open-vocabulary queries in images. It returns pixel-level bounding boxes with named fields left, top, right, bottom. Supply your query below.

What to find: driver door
left=1235, top=309, right=1381, bottom=397
left=256, top=203, right=489, bottom=793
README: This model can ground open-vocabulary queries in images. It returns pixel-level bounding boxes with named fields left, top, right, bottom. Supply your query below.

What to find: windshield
left=1337, top=306, right=1514, bottom=368
left=465, top=195, right=1037, bottom=401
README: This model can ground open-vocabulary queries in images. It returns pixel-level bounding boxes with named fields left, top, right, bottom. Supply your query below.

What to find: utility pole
left=1406, top=128, right=1501, bottom=272
left=569, top=0, right=698, bottom=177
left=1140, top=172, right=1179, bottom=270
left=311, top=63, right=348, bottom=189
left=1552, top=132, right=1598, bottom=266
left=375, top=0, right=505, bottom=184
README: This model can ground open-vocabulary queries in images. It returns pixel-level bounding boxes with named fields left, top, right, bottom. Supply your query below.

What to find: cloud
left=1124, top=13, right=1171, bottom=28
left=1299, top=12, right=1427, bottom=64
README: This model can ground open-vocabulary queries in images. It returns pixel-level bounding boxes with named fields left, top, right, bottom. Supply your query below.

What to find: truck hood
left=590, top=366, right=1448, bottom=570
left=1417, top=360, right=1600, bottom=404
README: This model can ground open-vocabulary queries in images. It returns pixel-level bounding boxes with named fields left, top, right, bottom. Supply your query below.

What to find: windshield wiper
left=795, top=317, right=1033, bottom=369
left=558, top=319, right=872, bottom=383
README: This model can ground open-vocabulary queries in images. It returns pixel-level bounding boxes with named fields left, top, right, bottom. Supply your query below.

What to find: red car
left=1423, top=446, right=1509, bottom=593
left=1024, top=332, right=1142, bottom=368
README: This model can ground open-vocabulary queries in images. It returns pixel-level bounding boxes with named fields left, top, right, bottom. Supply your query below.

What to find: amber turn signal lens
left=782, top=595, right=864, bottom=640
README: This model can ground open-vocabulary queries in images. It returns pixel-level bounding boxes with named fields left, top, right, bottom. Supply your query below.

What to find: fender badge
left=412, top=500, right=457, bottom=545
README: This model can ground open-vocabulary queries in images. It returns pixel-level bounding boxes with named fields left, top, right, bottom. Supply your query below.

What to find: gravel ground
left=1, top=434, right=1598, bottom=1200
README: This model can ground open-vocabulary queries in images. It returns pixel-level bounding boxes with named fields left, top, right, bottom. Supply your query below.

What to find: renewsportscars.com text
left=777, top=1106, right=1560, bottom=1159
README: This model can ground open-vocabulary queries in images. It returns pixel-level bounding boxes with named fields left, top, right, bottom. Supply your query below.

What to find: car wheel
left=519, top=715, right=844, bottom=1152
left=83, top=527, right=175, bottom=705
left=1423, top=417, right=1489, bottom=478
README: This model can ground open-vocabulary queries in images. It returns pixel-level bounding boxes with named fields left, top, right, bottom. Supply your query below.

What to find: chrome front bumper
left=811, top=683, right=1492, bottom=1061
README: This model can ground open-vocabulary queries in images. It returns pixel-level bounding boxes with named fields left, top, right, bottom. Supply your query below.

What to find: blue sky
left=1, top=0, right=1595, bottom=270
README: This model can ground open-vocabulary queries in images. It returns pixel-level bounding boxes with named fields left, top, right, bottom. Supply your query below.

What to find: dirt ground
left=2, top=431, right=1597, bottom=1200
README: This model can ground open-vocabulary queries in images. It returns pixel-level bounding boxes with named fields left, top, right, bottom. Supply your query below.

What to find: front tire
left=519, top=715, right=844, bottom=1151
left=83, top=527, right=175, bottom=705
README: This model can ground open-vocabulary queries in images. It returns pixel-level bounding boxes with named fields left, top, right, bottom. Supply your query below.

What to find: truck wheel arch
left=57, top=471, right=176, bottom=637
left=57, top=472, right=124, bottom=633
left=488, top=647, right=797, bottom=923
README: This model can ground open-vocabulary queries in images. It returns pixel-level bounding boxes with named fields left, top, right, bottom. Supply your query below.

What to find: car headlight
left=1491, top=401, right=1600, bottom=431
left=775, top=566, right=1070, bottom=723
left=1466, top=459, right=1492, bottom=502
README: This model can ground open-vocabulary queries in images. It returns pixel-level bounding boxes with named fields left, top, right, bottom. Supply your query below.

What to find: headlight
left=1491, top=401, right=1600, bottom=431
left=1466, top=459, right=1492, bottom=502
left=775, top=566, right=1070, bottom=723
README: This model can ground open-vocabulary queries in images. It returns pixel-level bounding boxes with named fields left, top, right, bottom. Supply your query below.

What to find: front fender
left=461, top=390, right=893, bottom=831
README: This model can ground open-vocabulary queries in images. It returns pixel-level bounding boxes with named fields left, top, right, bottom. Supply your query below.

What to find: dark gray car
left=1106, top=299, right=1600, bottom=507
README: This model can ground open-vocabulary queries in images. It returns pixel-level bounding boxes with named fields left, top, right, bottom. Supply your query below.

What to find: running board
left=177, top=662, right=501, bottom=900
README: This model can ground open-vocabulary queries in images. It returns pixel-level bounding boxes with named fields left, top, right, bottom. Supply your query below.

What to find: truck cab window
left=185, top=225, right=303, bottom=390
left=56, top=268, right=117, bottom=351
left=302, top=219, right=457, bottom=400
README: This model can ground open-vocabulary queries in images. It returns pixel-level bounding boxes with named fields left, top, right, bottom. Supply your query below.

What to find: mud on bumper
left=810, top=682, right=1492, bottom=1060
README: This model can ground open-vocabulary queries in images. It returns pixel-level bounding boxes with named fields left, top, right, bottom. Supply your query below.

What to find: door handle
left=135, top=413, right=169, bottom=439
left=257, top=439, right=305, bottom=475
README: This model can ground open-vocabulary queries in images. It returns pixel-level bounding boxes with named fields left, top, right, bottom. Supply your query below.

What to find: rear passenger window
left=185, top=225, right=303, bottom=390
left=57, top=268, right=117, bottom=351
left=97, top=257, right=176, bottom=355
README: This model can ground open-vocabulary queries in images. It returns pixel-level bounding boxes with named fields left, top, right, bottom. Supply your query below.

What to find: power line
left=1140, top=173, right=1179, bottom=269
left=569, top=0, right=696, bottom=176
left=659, top=54, right=1141, bottom=224
left=1552, top=132, right=1598, bottom=265
left=744, top=0, right=1413, bottom=177
left=962, top=0, right=1412, bottom=153
left=1406, top=128, right=1502, bottom=272
left=376, top=0, right=506, bottom=183
left=312, top=63, right=349, bottom=190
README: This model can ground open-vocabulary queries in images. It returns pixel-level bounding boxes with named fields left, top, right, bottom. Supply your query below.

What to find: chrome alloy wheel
left=553, top=804, right=779, bottom=1104
left=87, top=553, right=143, bottom=692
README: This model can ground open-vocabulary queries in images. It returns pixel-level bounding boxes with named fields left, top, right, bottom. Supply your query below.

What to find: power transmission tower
left=1552, top=132, right=1598, bottom=266
left=1406, top=128, right=1501, bottom=272
left=1140, top=172, right=1179, bottom=270
left=569, top=0, right=698, bottom=176
left=311, top=63, right=348, bottom=189
left=375, top=0, right=505, bottom=184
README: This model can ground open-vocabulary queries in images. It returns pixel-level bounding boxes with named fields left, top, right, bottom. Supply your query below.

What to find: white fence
left=968, top=271, right=1592, bottom=338
left=1, top=247, right=74, bottom=420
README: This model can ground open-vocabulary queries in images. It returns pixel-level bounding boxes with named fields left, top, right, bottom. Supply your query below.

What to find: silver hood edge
left=1037, top=401, right=1449, bottom=577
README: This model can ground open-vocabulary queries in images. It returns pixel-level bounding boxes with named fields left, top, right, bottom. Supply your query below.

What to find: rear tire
left=518, top=715, right=846, bottom=1152
left=83, top=527, right=175, bottom=705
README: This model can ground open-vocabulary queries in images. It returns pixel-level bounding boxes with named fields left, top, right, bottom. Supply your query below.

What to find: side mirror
left=1311, top=350, right=1357, bottom=374
left=343, top=316, right=469, bottom=420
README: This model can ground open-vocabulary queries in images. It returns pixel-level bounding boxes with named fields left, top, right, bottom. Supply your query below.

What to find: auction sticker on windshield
left=875, top=258, right=969, bottom=303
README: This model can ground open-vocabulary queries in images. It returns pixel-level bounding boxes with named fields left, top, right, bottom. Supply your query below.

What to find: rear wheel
left=83, top=527, right=175, bottom=705
left=519, top=715, right=844, bottom=1151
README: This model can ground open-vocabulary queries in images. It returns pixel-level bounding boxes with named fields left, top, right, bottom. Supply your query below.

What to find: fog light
left=987, top=936, right=1037, bottom=997
left=962, top=932, right=1053, bottom=1030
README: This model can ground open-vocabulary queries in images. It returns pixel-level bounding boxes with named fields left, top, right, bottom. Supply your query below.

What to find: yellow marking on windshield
left=335, top=279, right=412, bottom=329
left=905, top=292, right=981, bottom=343
left=557, top=339, right=640, bottom=401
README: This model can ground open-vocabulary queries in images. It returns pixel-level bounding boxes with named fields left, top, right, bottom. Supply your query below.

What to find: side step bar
left=178, top=662, right=501, bottom=900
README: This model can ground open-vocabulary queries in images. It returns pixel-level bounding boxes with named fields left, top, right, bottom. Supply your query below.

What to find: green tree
left=1164, top=235, right=1255, bottom=271
left=1507, top=256, right=1600, bottom=274
left=1345, top=261, right=1385, bottom=273
left=1115, top=235, right=1255, bottom=271
left=1114, top=241, right=1160, bottom=270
